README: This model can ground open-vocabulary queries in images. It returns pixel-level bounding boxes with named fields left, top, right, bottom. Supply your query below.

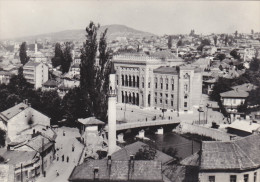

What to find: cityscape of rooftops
left=0, top=1, right=260, bottom=182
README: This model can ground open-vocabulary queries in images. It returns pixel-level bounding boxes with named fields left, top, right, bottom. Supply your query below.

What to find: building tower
left=108, top=74, right=117, bottom=155
left=35, top=41, right=38, bottom=53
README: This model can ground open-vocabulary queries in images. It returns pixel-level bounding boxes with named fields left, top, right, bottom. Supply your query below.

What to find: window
left=230, top=175, right=237, bottom=182
left=209, top=176, right=215, bottom=182
left=184, top=84, right=188, bottom=91
left=160, top=93, right=162, bottom=97
left=171, top=94, right=174, bottom=99
left=171, top=101, right=173, bottom=106
left=184, top=102, right=187, bottom=107
left=244, top=174, right=248, bottom=182
left=155, top=92, right=157, bottom=97
left=160, top=99, right=162, bottom=104
left=155, top=82, right=158, bottom=89
left=166, top=94, right=168, bottom=98
left=172, top=84, right=174, bottom=90
left=165, top=100, right=168, bottom=104
left=142, top=82, right=144, bottom=88
left=148, top=82, right=150, bottom=88
left=254, top=172, right=257, bottom=182
left=184, top=94, right=188, bottom=99
left=166, top=84, right=168, bottom=90
left=155, top=99, right=157, bottom=104
left=161, top=83, right=163, bottom=89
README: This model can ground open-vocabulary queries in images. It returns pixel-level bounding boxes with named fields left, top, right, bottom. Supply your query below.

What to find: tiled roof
left=220, top=89, right=249, bottom=98
left=231, top=83, right=257, bottom=92
left=0, top=103, right=29, bottom=121
left=0, top=148, right=37, bottom=165
left=78, top=117, right=105, bottom=125
left=153, top=66, right=178, bottom=75
left=43, top=80, right=58, bottom=87
left=151, top=51, right=178, bottom=59
left=111, top=141, right=173, bottom=165
left=200, top=134, right=260, bottom=171
left=69, top=159, right=163, bottom=182
left=25, top=135, right=54, bottom=153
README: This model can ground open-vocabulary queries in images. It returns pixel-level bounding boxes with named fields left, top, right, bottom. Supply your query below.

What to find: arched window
left=122, top=75, right=124, bottom=86
left=133, top=76, right=136, bottom=87
left=125, top=75, right=128, bottom=86
left=129, top=76, right=132, bottom=87
left=137, top=76, right=139, bottom=88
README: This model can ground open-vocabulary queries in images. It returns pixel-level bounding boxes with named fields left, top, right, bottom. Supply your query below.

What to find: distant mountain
left=14, top=24, right=155, bottom=41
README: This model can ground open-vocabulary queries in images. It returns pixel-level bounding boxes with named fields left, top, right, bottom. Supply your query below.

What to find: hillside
left=14, top=24, right=155, bottom=41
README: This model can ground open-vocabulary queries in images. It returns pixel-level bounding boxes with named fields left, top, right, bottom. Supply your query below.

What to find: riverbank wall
left=175, top=123, right=231, bottom=141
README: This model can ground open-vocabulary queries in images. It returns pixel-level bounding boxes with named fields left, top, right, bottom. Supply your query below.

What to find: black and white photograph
left=0, top=0, right=260, bottom=181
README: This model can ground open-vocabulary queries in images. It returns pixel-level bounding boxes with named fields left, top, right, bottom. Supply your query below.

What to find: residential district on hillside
left=0, top=28, right=260, bottom=182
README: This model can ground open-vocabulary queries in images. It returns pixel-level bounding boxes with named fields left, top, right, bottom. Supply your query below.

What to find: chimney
left=93, top=167, right=99, bottom=180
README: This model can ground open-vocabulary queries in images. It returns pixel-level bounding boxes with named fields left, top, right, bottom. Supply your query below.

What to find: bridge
left=105, top=119, right=180, bottom=131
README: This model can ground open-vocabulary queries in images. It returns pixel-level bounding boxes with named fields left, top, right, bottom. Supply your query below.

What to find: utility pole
left=21, top=163, right=23, bottom=182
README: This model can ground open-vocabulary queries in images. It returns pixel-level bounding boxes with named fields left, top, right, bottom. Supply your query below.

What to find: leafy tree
left=210, top=77, right=233, bottom=102
left=237, top=102, right=249, bottom=115
left=177, top=39, right=183, bottom=47
left=80, top=21, right=112, bottom=122
left=224, top=35, right=229, bottom=46
left=135, top=145, right=157, bottom=160
left=249, top=57, right=260, bottom=72
left=216, top=53, right=226, bottom=61
left=61, top=87, right=87, bottom=124
left=213, top=36, right=218, bottom=46
left=19, top=42, right=30, bottom=65
left=167, top=36, right=172, bottom=49
left=51, top=43, right=63, bottom=68
left=61, top=42, right=73, bottom=74
left=0, top=129, right=6, bottom=147
left=197, top=39, right=211, bottom=51
left=230, top=49, right=241, bottom=60
left=189, top=29, right=195, bottom=36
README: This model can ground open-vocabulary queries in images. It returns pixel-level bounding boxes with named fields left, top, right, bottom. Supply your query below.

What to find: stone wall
left=177, top=123, right=230, bottom=141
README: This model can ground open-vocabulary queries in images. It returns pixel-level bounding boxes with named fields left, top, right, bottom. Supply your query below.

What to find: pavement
left=36, top=127, right=84, bottom=182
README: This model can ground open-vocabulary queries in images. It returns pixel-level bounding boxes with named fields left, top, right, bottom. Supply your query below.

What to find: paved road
left=36, top=127, right=84, bottom=182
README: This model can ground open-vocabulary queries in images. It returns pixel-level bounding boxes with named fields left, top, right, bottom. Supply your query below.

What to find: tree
left=216, top=53, right=226, bottom=61
left=167, top=36, right=172, bottom=49
left=177, top=39, right=183, bottom=47
left=197, top=39, right=211, bottom=51
left=19, top=42, right=30, bottom=65
left=51, top=43, right=63, bottom=68
left=0, top=129, right=6, bottom=147
left=230, top=49, right=241, bottom=60
left=80, top=21, right=112, bottom=122
left=249, top=57, right=260, bottom=72
left=213, top=35, right=218, bottom=46
left=224, top=35, right=229, bottom=46
left=189, top=29, right=195, bottom=37
left=135, top=145, right=157, bottom=160
left=61, top=42, right=73, bottom=74
left=235, top=31, right=238, bottom=38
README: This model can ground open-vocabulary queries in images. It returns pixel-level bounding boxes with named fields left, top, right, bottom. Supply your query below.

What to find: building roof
left=180, top=152, right=200, bottom=166
left=78, top=117, right=105, bottom=126
left=23, top=61, right=41, bottom=67
left=68, top=159, right=163, bottom=182
left=220, top=89, right=249, bottom=98
left=25, top=134, right=54, bottom=153
left=43, top=79, right=58, bottom=87
left=150, top=50, right=178, bottom=59
left=231, top=83, right=257, bottom=92
left=0, top=103, right=29, bottom=121
left=226, top=120, right=260, bottom=133
left=153, top=66, right=178, bottom=75
left=111, top=141, right=173, bottom=165
left=200, top=134, right=260, bottom=171
left=0, top=148, right=37, bottom=165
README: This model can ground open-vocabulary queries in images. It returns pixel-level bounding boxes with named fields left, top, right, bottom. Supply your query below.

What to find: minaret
left=35, top=41, right=38, bottom=53
left=108, top=73, right=117, bottom=155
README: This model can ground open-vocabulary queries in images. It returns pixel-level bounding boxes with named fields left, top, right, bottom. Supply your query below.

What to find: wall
left=199, top=168, right=260, bottom=182
left=179, top=123, right=230, bottom=141
left=7, top=108, right=50, bottom=141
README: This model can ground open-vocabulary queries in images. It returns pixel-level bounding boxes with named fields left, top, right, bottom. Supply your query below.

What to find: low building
left=0, top=101, right=50, bottom=143
left=68, top=157, right=164, bottom=182
left=226, top=119, right=260, bottom=136
left=42, top=79, right=59, bottom=91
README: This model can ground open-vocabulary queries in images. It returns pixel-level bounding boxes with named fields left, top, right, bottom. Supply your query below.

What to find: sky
left=0, top=0, right=259, bottom=39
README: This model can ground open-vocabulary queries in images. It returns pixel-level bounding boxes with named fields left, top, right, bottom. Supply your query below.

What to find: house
left=68, top=157, right=164, bottom=182
left=23, top=61, right=48, bottom=89
left=220, top=89, right=249, bottom=115
left=0, top=101, right=50, bottom=143
left=42, top=79, right=59, bottom=91
left=78, top=117, right=105, bottom=146
left=70, top=63, right=80, bottom=77
left=198, top=134, right=260, bottom=182
left=226, top=119, right=260, bottom=136
left=0, top=149, right=41, bottom=181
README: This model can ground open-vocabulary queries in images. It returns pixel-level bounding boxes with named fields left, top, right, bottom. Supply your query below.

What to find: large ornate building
left=112, top=54, right=202, bottom=113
